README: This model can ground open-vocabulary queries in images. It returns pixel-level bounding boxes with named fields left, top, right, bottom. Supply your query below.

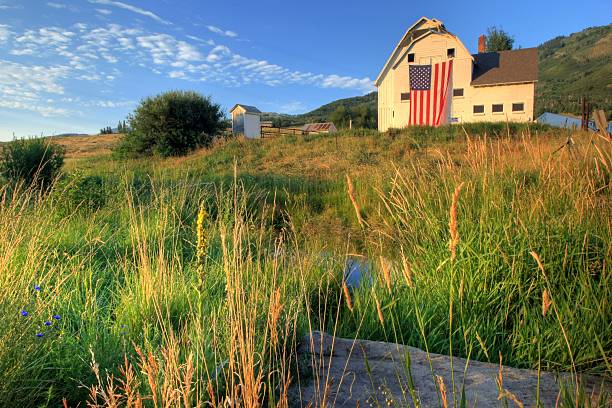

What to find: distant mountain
left=261, top=92, right=377, bottom=128
left=263, top=24, right=611, bottom=127
left=537, top=24, right=611, bottom=118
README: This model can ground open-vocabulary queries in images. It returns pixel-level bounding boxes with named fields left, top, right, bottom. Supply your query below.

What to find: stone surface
left=290, top=331, right=611, bottom=407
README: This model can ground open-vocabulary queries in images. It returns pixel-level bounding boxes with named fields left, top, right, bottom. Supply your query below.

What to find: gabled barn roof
left=471, top=48, right=538, bottom=86
left=375, top=17, right=471, bottom=86
left=230, top=104, right=261, bottom=114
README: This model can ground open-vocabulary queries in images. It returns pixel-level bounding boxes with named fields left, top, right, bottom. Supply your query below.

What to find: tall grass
left=0, top=128, right=609, bottom=406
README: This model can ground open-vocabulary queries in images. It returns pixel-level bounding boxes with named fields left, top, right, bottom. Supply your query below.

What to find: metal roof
left=302, top=123, right=337, bottom=132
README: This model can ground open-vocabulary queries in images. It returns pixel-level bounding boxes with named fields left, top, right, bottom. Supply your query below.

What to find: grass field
left=1, top=124, right=610, bottom=407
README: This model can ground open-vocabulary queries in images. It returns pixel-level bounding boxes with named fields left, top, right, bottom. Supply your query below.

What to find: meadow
left=0, top=123, right=610, bottom=407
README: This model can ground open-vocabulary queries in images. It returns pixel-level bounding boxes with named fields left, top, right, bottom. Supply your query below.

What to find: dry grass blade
left=379, top=256, right=392, bottom=294
left=342, top=280, right=354, bottom=312
left=436, top=375, right=448, bottom=408
left=542, top=289, right=552, bottom=317
left=448, top=182, right=465, bottom=261
left=346, top=174, right=366, bottom=228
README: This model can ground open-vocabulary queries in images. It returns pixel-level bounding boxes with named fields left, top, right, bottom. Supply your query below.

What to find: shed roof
left=471, top=48, right=538, bottom=86
left=230, top=104, right=261, bottom=114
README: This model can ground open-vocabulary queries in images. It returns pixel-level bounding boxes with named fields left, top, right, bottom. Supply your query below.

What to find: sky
left=0, top=0, right=609, bottom=139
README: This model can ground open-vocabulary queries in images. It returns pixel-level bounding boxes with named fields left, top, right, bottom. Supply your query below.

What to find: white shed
left=230, top=104, right=261, bottom=138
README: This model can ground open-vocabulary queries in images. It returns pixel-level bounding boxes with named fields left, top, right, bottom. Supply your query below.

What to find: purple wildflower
left=34, top=284, right=41, bottom=292
left=44, top=321, right=52, bottom=326
left=20, top=310, right=28, bottom=317
left=52, top=315, right=61, bottom=320
left=35, top=333, right=44, bottom=338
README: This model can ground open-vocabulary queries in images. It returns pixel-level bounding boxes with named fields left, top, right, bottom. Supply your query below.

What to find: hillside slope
left=537, top=24, right=612, bottom=117
left=262, top=92, right=377, bottom=127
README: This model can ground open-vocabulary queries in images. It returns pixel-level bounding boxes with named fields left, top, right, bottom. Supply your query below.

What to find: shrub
left=0, top=137, right=64, bottom=189
left=117, top=90, right=224, bottom=157
left=53, top=171, right=111, bottom=215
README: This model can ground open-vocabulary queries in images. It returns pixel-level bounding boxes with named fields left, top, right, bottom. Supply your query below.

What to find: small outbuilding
left=230, top=104, right=261, bottom=138
left=302, top=122, right=338, bottom=134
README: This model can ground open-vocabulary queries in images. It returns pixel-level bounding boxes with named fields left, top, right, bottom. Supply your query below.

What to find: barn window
left=400, top=92, right=411, bottom=101
left=408, top=53, right=415, bottom=63
left=452, top=88, right=464, bottom=97
left=512, top=103, right=525, bottom=112
left=492, top=104, right=504, bottom=113
left=473, top=105, right=485, bottom=114
left=447, top=48, right=455, bottom=58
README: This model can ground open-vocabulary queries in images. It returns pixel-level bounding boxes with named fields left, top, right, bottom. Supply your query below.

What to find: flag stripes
left=408, top=60, right=453, bottom=126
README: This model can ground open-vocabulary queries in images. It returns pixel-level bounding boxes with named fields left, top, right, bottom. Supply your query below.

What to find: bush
left=0, top=137, right=64, bottom=189
left=117, top=90, right=224, bottom=157
left=53, top=171, right=111, bottom=215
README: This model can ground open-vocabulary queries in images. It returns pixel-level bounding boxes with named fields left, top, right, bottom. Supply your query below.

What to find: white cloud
left=46, top=2, right=67, bottom=9
left=16, top=27, right=74, bottom=46
left=0, top=59, right=71, bottom=116
left=206, top=25, right=237, bottom=38
left=0, top=21, right=374, bottom=120
left=96, top=8, right=112, bottom=15
left=89, top=0, right=170, bottom=25
left=0, top=25, right=10, bottom=43
left=186, top=35, right=214, bottom=46
left=0, top=100, right=69, bottom=117
left=318, top=74, right=375, bottom=92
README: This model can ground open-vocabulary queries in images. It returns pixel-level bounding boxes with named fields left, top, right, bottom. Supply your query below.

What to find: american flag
left=408, top=60, right=453, bottom=126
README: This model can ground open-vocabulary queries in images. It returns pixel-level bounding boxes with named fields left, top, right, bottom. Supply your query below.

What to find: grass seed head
left=448, top=182, right=465, bottom=261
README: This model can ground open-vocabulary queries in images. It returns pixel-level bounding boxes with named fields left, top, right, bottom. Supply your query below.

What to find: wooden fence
left=260, top=126, right=331, bottom=138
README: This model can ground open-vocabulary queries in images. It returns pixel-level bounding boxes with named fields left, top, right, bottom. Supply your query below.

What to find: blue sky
left=0, top=0, right=609, bottom=139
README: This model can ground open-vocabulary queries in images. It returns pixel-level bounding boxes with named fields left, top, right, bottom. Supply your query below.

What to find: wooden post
left=349, top=119, right=352, bottom=130
left=581, top=97, right=588, bottom=131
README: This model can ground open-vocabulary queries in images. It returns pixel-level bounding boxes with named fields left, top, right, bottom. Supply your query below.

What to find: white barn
left=231, top=104, right=262, bottom=138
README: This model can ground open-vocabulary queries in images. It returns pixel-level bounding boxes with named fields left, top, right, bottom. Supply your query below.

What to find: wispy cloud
left=206, top=25, right=238, bottom=38
left=0, top=20, right=374, bottom=119
left=96, top=8, right=112, bottom=15
left=0, top=25, right=10, bottom=43
left=88, top=0, right=170, bottom=25
left=46, top=2, right=66, bottom=9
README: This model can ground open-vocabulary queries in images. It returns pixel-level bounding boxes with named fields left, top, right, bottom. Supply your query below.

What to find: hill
left=264, top=24, right=611, bottom=126
left=261, top=92, right=377, bottom=128
left=537, top=24, right=612, bottom=118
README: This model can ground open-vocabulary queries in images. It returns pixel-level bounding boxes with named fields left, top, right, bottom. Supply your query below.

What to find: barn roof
left=230, top=104, right=261, bottom=114
left=302, top=123, right=337, bottom=132
left=471, top=48, right=538, bottom=86
left=375, top=17, right=471, bottom=86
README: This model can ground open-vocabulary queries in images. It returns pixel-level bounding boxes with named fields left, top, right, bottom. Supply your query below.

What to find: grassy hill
left=264, top=24, right=611, bottom=126
left=537, top=24, right=612, bottom=118
left=262, top=91, right=377, bottom=128
left=2, top=125, right=610, bottom=406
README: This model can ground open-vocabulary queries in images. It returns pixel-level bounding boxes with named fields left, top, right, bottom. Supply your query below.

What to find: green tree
left=353, top=103, right=377, bottom=129
left=330, top=105, right=349, bottom=129
left=485, top=26, right=514, bottom=51
left=117, top=90, right=224, bottom=157
left=0, top=137, right=65, bottom=189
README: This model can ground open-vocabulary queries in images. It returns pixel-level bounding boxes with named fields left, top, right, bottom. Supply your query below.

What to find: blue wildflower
left=44, top=321, right=52, bottom=326
left=52, top=315, right=61, bottom=320
left=34, top=284, right=41, bottom=292
left=35, top=333, right=44, bottom=338
left=20, top=310, right=28, bottom=317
